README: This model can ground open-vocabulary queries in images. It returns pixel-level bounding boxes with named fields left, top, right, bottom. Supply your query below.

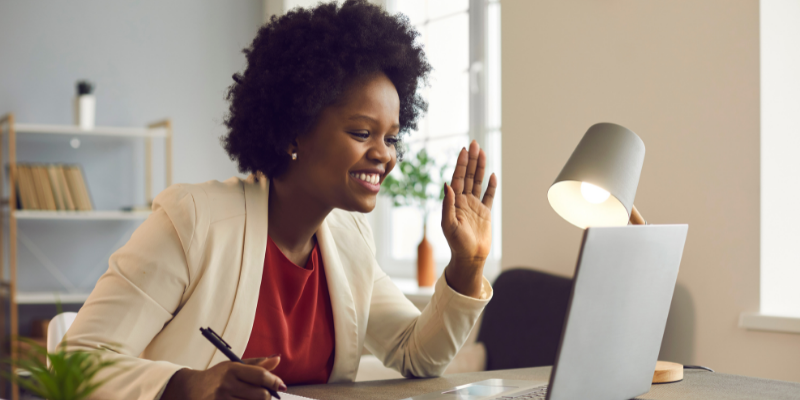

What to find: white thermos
left=74, top=80, right=95, bottom=130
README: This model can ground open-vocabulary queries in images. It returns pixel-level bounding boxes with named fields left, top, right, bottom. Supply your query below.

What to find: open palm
left=441, top=140, right=498, bottom=268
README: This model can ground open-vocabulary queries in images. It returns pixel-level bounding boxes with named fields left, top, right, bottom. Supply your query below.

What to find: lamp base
left=653, top=361, right=683, bottom=383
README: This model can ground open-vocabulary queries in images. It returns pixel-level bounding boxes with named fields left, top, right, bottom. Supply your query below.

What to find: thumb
left=243, top=354, right=281, bottom=371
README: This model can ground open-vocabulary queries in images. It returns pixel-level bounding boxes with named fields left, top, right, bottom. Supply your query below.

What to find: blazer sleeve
left=358, top=214, right=493, bottom=378
left=64, top=184, right=197, bottom=400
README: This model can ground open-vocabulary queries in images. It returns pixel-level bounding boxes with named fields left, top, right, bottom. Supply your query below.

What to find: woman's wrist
left=161, top=368, right=195, bottom=400
left=444, top=258, right=485, bottom=298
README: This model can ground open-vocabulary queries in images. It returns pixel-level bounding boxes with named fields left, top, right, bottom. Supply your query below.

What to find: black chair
left=477, top=268, right=573, bottom=370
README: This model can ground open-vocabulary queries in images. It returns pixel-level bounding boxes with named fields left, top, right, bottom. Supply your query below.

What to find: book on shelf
left=16, top=165, right=37, bottom=210
left=12, top=163, right=92, bottom=211
left=56, top=165, right=76, bottom=211
left=47, top=165, right=66, bottom=211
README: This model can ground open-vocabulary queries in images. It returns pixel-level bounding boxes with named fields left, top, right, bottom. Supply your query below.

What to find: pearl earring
left=291, top=152, right=297, bottom=160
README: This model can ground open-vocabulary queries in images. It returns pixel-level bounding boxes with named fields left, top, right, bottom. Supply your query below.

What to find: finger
left=450, top=147, right=469, bottom=195
left=482, top=173, right=498, bottom=210
left=242, top=354, right=280, bottom=370
left=441, top=182, right=457, bottom=233
left=232, top=364, right=284, bottom=393
left=230, top=384, right=274, bottom=400
left=462, top=140, right=480, bottom=195
left=472, top=148, right=487, bottom=197
left=254, top=355, right=281, bottom=371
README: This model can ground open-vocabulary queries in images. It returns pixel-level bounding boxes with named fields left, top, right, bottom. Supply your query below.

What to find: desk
left=288, top=367, right=800, bottom=400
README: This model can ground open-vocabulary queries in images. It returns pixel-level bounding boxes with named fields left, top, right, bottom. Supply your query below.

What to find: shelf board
left=0, top=285, right=90, bottom=304
left=12, top=210, right=151, bottom=220
left=12, top=123, right=167, bottom=138
left=16, top=291, right=90, bottom=304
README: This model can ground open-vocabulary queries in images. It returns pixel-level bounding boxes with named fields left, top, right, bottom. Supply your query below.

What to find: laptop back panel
left=547, top=225, right=688, bottom=400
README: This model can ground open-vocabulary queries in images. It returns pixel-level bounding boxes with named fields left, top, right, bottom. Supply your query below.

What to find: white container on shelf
left=74, top=94, right=95, bottom=130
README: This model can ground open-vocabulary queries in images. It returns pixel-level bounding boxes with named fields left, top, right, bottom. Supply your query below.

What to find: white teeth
left=350, top=173, right=380, bottom=185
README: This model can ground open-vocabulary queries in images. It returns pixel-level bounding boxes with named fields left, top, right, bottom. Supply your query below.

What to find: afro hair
left=222, top=0, right=431, bottom=178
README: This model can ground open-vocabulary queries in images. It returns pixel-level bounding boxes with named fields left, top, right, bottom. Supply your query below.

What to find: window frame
left=369, top=0, right=502, bottom=282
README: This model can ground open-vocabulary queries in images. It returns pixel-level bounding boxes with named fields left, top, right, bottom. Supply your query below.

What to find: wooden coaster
left=652, top=361, right=683, bottom=383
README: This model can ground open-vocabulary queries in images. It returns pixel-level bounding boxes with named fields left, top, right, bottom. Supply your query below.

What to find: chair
left=477, top=268, right=573, bottom=371
left=47, top=312, right=78, bottom=355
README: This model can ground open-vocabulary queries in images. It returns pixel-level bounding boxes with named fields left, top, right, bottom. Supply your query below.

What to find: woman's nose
left=367, top=139, right=393, bottom=163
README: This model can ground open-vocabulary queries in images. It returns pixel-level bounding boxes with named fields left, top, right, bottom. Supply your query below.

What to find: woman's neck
left=267, top=178, right=332, bottom=267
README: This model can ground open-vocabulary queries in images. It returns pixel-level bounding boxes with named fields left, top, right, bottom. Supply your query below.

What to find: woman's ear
left=286, top=138, right=299, bottom=159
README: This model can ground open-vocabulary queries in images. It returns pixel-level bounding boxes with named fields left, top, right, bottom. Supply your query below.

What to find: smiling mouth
left=349, top=172, right=381, bottom=185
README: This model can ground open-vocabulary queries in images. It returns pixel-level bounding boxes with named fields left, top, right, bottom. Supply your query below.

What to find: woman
left=65, top=1, right=498, bottom=399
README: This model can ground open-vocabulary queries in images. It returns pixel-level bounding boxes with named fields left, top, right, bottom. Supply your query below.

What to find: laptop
left=404, top=224, right=688, bottom=400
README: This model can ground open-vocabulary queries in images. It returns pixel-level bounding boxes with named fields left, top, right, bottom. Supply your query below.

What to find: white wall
left=0, top=0, right=260, bottom=188
left=502, top=0, right=800, bottom=382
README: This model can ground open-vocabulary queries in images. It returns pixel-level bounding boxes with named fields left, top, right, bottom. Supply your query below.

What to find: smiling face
left=278, top=72, right=400, bottom=213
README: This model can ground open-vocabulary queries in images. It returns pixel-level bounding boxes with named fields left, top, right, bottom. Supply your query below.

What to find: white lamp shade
left=548, top=123, right=645, bottom=229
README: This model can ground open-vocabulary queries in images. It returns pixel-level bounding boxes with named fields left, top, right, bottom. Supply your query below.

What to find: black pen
left=200, top=327, right=281, bottom=399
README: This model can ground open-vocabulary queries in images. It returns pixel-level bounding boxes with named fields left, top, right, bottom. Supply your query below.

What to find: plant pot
left=417, top=230, right=435, bottom=287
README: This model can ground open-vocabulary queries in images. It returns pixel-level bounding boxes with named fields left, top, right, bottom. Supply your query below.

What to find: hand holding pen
left=200, top=327, right=284, bottom=399
left=161, top=327, right=286, bottom=400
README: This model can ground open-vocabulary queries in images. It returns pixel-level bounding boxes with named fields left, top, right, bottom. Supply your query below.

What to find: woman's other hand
left=442, top=140, right=498, bottom=298
left=162, top=355, right=286, bottom=400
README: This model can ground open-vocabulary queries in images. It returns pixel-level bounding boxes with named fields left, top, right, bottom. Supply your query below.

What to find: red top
left=242, top=236, right=336, bottom=385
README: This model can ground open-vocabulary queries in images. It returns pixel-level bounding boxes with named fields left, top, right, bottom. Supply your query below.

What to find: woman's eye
left=349, top=131, right=369, bottom=139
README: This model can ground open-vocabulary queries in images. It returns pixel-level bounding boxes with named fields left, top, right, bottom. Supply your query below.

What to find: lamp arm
left=629, top=205, right=647, bottom=225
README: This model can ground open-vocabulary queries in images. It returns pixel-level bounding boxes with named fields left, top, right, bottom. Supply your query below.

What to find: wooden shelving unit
left=0, top=113, right=171, bottom=400
left=11, top=209, right=152, bottom=220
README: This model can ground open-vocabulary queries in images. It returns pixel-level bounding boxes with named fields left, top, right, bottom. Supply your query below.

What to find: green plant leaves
left=380, top=148, right=450, bottom=214
left=2, top=337, right=127, bottom=400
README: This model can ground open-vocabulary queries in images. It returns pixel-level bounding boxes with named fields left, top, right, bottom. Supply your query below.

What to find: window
left=759, top=0, right=800, bottom=318
left=367, top=0, right=502, bottom=281
left=740, top=0, right=800, bottom=333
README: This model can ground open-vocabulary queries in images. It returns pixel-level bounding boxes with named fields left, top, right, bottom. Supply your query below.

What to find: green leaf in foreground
left=2, top=336, right=128, bottom=400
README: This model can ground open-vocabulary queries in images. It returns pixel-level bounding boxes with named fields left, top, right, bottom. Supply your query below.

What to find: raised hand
left=441, top=140, right=498, bottom=298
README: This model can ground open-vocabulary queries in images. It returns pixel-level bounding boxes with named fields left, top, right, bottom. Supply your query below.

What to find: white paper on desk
left=280, top=393, right=316, bottom=400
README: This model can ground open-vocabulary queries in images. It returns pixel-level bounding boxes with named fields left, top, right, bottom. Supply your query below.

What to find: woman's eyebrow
left=349, top=114, right=400, bottom=129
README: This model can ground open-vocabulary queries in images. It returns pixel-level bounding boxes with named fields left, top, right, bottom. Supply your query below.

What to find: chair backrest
left=477, top=268, right=573, bottom=371
left=47, top=312, right=78, bottom=354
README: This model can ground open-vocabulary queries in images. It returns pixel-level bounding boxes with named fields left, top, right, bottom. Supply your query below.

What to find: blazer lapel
left=207, top=174, right=359, bottom=380
left=317, top=219, right=360, bottom=382
left=209, top=174, right=269, bottom=366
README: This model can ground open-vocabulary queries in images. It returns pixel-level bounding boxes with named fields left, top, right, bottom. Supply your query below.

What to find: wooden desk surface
left=288, top=366, right=800, bottom=400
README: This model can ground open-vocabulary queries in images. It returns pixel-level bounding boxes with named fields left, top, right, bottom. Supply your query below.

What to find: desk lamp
left=547, top=122, right=683, bottom=384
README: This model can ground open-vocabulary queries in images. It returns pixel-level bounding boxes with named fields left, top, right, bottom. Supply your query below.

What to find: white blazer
left=65, top=175, right=492, bottom=400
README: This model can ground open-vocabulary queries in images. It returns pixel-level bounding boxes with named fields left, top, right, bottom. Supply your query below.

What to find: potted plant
left=381, top=148, right=447, bottom=286
left=2, top=335, right=124, bottom=400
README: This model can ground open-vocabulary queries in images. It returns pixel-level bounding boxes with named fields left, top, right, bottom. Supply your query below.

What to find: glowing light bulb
left=580, top=182, right=610, bottom=204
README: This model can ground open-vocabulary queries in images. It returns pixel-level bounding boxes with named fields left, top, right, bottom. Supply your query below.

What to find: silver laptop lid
left=547, top=224, right=688, bottom=400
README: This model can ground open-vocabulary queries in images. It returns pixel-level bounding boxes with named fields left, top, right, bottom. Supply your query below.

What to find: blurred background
left=1, top=0, right=799, bottom=396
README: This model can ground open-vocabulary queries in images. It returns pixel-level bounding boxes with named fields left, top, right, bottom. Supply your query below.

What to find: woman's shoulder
left=152, top=176, right=248, bottom=225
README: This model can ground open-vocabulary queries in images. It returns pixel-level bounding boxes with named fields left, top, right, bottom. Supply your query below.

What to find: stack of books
left=14, top=164, right=93, bottom=211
